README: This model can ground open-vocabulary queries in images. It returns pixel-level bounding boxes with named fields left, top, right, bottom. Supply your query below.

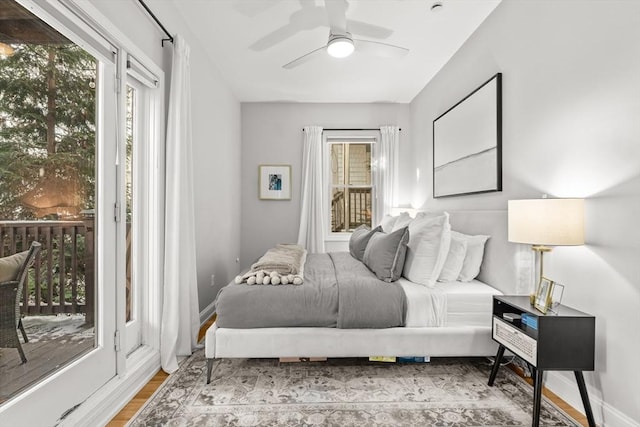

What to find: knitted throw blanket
left=235, top=244, right=307, bottom=285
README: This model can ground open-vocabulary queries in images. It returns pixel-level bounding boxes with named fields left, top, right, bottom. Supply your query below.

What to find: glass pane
left=347, top=188, right=372, bottom=230
left=330, top=144, right=344, bottom=185
left=348, top=144, right=371, bottom=186
left=0, top=0, right=97, bottom=402
left=330, top=188, right=346, bottom=232
left=125, top=85, right=135, bottom=323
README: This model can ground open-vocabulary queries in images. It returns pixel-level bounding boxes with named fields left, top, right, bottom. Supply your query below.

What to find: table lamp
left=508, top=198, right=584, bottom=283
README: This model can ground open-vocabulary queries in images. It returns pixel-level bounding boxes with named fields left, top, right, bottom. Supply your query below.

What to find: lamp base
left=531, top=245, right=552, bottom=288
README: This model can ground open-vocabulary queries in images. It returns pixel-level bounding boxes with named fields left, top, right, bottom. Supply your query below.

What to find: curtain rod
left=302, top=128, right=401, bottom=131
left=138, top=0, right=174, bottom=46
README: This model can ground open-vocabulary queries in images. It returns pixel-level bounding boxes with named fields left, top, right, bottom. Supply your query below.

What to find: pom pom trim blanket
left=235, top=244, right=306, bottom=285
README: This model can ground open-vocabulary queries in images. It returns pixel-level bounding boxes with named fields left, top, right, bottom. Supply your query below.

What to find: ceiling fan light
left=327, top=36, right=354, bottom=58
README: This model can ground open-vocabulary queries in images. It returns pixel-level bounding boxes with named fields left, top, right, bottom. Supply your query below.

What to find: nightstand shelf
left=488, top=295, right=596, bottom=427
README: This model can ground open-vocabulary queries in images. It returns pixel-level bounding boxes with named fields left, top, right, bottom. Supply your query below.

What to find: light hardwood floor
left=106, top=316, right=215, bottom=426
left=108, top=317, right=589, bottom=426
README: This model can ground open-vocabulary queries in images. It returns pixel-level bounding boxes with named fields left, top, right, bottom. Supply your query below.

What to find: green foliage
left=0, top=43, right=97, bottom=220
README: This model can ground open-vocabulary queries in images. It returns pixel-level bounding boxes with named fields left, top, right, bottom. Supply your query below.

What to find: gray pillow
left=349, top=225, right=382, bottom=261
left=362, top=227, right=410, bottom=282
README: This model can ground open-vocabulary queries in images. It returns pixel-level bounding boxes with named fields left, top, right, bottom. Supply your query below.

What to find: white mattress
left=399, top=278, right=502, bottom=328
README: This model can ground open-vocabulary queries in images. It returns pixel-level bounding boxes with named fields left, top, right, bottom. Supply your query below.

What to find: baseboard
left=60, top=346, right=161, bottom=427
left=200, top=300, right=216, bottom=326
left=546, top=371, right=639, bottom=427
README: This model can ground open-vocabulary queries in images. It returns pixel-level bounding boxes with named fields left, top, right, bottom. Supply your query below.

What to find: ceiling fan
left=282, top=0, right=409, bottom=69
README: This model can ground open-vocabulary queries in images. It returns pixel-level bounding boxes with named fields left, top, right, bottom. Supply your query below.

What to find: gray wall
left=94, top=1, right=242, bottom=314
left=240, top=103, right=411, bottom=267
left=407, top=1, right=640, bottom=425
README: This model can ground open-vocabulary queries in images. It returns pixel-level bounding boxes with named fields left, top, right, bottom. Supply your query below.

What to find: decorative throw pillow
left=379, top=215, right=397, bottom=233
left=363, top=227, right=410, bottom=282
left=437, top=233, right=468, bottom=282
left=402, top=213, right=451, bottom=288
left=452, top=231, right=490, bottom=282
left=349, top=225, right=382, bottom=261
left=391, top=212, right=412, bottom=232
left=0, top=250, right=29, bottom=283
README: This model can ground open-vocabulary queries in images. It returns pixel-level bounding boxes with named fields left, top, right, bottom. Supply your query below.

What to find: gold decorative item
left=534, top=277, right=554, bottom=314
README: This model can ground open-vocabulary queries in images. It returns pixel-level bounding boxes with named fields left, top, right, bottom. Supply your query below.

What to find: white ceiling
left=171, top=0, right=501, bottom=103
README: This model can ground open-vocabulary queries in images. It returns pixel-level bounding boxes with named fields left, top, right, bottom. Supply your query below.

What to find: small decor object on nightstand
left=534, top=277, right=553, bottom=314
left=549, top=282, right=564, bottom=313
left=259, top=165, right=291, bottom=200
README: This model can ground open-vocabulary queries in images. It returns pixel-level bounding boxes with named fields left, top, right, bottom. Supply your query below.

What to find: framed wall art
left=433, top=73, right=502, bottom=198
left=259, top=165, right=291, bottom=200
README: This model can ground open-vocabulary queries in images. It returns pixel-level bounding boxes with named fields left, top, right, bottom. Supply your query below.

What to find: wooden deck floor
left=0, top=315, right=94, bottom=404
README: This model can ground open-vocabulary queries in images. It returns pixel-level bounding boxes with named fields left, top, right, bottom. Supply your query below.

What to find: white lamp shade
left=508, top=199, right=584, bottom=246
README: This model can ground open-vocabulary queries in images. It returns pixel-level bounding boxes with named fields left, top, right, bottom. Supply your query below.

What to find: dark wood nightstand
left=488, top=295, right=596, bottom=427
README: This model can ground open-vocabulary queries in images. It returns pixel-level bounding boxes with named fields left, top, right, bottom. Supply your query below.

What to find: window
left=325, top=132, right=378, bottom=234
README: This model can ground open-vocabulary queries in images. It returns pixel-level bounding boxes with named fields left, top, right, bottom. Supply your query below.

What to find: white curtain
left=160, top=35, right=200, bottom=373
left=297, top=126, right=325, bottom=253
left=373, top=126, right=400, bottom=225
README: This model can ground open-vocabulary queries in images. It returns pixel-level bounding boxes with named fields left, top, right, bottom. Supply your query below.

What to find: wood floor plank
left=0, top=323, right=94, bottom=403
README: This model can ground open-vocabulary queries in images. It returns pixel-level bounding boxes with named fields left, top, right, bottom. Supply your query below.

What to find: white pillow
left=437, top=233, right=468, bottom=282
left=452, top=231, right=490, bottom=282
left=402, top=213, right=451, bottom=288
left=379, top=214, right=398, bottom=233
left=391, top=212, right=412, bottom=232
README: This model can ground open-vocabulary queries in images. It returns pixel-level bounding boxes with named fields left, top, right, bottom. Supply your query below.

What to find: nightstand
left=488, top=295, right=596, bottom=427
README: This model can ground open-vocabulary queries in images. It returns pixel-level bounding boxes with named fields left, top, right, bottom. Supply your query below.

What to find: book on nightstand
left=521, top=313, right=538, bottom=330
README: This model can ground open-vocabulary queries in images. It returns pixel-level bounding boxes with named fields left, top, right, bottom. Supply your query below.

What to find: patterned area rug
left=128, top=350, right=580, bottom=426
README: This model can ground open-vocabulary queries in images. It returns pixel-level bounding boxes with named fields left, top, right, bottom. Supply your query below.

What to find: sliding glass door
left=0, top=1, right=117, bottom=423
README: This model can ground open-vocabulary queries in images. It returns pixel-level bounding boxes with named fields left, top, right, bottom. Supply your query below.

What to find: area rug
left=128, top=350, right=580, bottom=426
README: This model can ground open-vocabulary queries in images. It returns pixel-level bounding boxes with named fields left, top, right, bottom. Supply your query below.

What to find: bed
left=205, top=210, right=531, bottom=382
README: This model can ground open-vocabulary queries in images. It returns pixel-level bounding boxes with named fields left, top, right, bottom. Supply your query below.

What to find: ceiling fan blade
left=353, top=39, right=409, bottom=58
left=283, top=45, right=327, bottom=69
left=250, top=24, right=301, bottom=51
left=347, top=20, right=393, bottom=39
left=324, top=0, right=348, bottom=34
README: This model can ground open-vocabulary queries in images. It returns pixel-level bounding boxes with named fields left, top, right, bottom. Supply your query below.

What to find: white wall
left=408, top=1, right=640, bottom=426
left=93, top=0, right=242, bottom=313
left=240, top=103, right=411, bottom=267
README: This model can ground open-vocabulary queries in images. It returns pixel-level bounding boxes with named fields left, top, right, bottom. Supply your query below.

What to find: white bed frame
left=205, top=210, right=531, bottom=379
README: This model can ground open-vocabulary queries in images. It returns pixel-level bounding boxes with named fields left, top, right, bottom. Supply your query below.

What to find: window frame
left=323, top=130, right=379, bottom=241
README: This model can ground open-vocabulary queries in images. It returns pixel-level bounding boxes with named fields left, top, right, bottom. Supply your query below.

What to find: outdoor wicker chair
left=0, top=241, right=42, bottom=363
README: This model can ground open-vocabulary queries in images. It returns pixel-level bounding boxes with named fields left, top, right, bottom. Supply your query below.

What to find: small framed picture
left=549, top=282, right=565, bottom=313
left=535, top=277, right=554, bottom=314
left=259, top=165, right=291, bottom=200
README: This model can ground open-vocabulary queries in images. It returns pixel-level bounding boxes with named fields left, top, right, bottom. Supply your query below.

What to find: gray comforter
left=215, top=252, right=406, bottom=329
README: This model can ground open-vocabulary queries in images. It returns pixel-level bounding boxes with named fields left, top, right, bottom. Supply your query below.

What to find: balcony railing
left=331, top=188, right=372, bottom=232
left=0, top=218, right=94, bottom=323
